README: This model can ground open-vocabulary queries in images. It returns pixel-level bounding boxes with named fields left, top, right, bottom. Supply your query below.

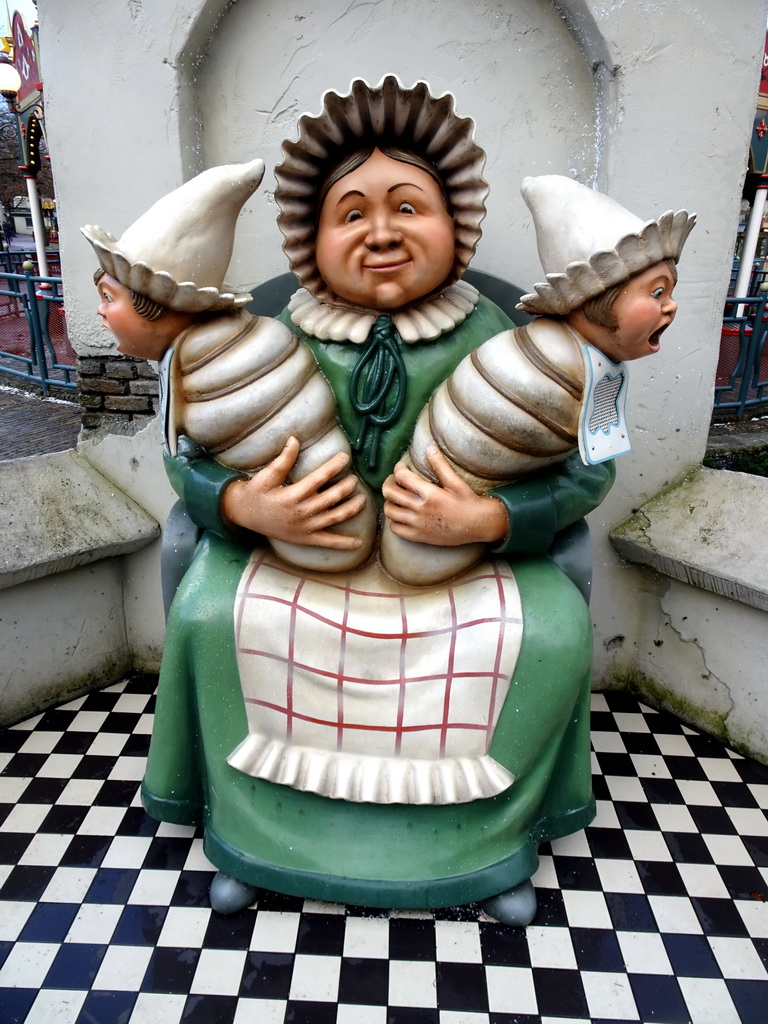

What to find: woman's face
left=315, top=148, right=455, bottom=310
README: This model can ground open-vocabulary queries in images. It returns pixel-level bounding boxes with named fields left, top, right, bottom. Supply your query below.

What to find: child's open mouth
left=648, top=324, right=669, bottom=352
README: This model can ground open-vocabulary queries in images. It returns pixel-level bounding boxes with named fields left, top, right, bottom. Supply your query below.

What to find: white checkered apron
left=228, top=550, right=523, bottom=804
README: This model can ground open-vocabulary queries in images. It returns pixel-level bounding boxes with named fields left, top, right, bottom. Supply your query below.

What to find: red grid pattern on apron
left=234, top=552, right=522, bottom=760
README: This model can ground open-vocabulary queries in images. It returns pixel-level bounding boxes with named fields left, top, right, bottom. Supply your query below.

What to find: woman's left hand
left=382, top=446, right=509, bottom=546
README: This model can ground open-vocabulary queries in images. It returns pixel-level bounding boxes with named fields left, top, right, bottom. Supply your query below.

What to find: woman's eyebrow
left=336, top=189, right=365, bottom=206
left=387, top=182, right=424, bottom=194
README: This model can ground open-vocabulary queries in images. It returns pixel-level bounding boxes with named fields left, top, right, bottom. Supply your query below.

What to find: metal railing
left=0, top=255, right=76, bottom=395
left=0, top=248, right=62, bottom=277
left=728, top=257, right=768, bottom=298
left=714, top=295, right=768, bottom=419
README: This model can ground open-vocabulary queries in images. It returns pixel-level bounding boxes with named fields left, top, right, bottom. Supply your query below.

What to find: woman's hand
left=382, top=446, right=509, bottom=546
left=221, top=437, right=366, bottom=549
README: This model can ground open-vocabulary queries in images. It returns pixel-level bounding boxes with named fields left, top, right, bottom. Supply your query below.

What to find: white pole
left=24, top=174, right=48, bottom=277
left=734, top=180, right=768, bottom=301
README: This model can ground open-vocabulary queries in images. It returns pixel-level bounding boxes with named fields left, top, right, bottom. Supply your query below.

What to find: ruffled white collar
left=287, top=279, right=480, bottom=344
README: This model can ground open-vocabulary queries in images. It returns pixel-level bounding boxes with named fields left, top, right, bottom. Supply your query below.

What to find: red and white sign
left=11, top=12, right=40, bottom=107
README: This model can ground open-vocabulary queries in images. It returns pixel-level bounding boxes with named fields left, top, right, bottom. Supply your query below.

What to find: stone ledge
left=610, top=467, right=768, bottom=613
left=0, top=450, right=159, bottom=590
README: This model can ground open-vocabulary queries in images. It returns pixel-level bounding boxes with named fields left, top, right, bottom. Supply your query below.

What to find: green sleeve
left=163, top=436, right=252, bottom=542
left=489, top=454, right=616, bottom=556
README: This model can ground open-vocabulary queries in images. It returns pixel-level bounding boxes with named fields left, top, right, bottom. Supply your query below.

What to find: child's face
left=315, top=148, right=455, bottom=310
left=571, top=261, right=678, bottom=363
left=96, top=272, right=191, bottom=361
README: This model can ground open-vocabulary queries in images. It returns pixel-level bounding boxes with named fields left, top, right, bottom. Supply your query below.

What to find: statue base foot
left=480, top=879, right=537, bottom=927
left=209, top=871, right=260, bottom=914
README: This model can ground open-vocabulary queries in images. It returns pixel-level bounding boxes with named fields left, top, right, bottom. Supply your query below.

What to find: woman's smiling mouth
left=363, top=258, right=412, bottom=273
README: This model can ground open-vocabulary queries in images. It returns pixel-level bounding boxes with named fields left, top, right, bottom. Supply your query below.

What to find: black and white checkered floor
left=1, top=676, right=766, bottom=1024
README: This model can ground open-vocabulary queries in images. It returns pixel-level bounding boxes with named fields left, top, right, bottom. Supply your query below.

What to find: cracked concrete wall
left=606, top=572, right=768, bottom=763
left=37, top=1, right=767, bottom=699
left=0, top=561, right=131, bottom=725
left=605, top=466, right=768, bottom=762
left=661, top=584, right=768, bottom=760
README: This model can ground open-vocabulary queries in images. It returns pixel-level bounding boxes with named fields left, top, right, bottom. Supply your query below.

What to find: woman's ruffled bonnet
left=274, top=75, right=489, bottom=307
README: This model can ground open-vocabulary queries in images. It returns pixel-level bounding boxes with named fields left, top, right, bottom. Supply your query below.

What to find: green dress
left=142, top=295, right=615, bottom=907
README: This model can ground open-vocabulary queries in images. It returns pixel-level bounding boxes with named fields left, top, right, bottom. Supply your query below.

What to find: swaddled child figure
left=82, top=161, right=376, bottom=574
left=380, top=174, right=695, bottom=586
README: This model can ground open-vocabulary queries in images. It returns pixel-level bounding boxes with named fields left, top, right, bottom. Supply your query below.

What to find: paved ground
left=0, top=385, right=81, bottom=461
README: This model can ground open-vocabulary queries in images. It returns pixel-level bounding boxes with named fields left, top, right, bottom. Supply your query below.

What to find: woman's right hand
left=220, top=436, right=366, bottom=549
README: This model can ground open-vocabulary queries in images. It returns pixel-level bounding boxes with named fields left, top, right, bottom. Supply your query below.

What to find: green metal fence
left=715, top=295, right=768, bottom=419
left=0, top=255, right=77, bottom=395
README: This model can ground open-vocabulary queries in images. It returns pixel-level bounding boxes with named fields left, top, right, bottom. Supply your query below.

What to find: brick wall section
left=77, top=355, right=159, bottom=429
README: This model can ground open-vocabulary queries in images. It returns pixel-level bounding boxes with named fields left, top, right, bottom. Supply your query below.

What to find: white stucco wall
left=77, top=416, right=177, bottom=667
left=37, top=1, right=767, bottom=691
left=195, top=0, right=598, bottom=298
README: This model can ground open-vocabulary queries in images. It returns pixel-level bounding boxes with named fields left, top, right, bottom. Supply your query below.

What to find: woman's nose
left=365, top=213, right=402, bottom=250
left=664, top=297, right=678, bottom=317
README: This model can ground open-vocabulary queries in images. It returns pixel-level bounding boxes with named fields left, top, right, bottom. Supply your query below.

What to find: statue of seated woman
left=82, top=77, right=690, bottom=925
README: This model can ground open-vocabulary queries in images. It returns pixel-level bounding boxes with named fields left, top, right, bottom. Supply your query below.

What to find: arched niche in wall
left=172, top=0, right=611, bottom=295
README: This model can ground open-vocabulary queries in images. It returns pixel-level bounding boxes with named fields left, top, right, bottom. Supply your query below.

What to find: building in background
left=6, top=191, right=55, bottom=237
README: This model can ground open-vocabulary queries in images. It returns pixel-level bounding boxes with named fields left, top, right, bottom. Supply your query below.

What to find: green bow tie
left=348, top=314, right=407, bottom=470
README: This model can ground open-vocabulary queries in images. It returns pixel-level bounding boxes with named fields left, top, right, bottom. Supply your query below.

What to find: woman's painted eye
left=102, top=292, right=113, bottom=304
left=345, top=209, right=362, bottom=223
left=399, top=202, right=416, bottom=215
left=651, top=287, right=664, bottom=299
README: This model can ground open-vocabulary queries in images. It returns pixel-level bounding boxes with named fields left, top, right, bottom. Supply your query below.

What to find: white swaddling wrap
left=380, top=317, right=589, bottom=586
left=169, top=309, right=376, bottom=572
